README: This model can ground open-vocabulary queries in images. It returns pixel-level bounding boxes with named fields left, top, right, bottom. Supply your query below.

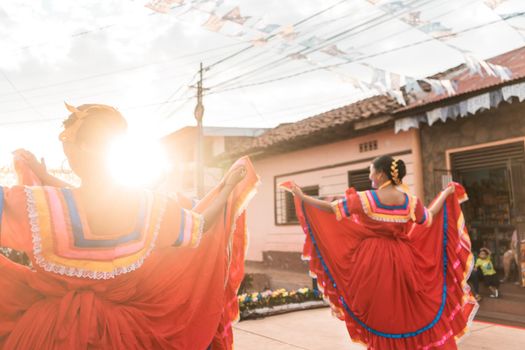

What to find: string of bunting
left=143, top=0, right=514, bottom=105
left=395, top=80, right=525, bottom=133
left=369, top=0, right=513, bottom=82
left=144, top=0, right=432, bottom=104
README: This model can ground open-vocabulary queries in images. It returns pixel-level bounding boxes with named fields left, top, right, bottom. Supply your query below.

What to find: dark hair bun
left=395, top=159, right=407, bottom=182
left=372, top=156, right=407, bottom=184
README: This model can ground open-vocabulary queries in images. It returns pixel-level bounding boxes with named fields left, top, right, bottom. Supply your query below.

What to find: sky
left=0, top=0, right=524, bottom=167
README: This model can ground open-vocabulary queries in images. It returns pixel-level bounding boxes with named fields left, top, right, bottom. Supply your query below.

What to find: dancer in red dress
left=0, top=103, right=258, bottom=349
left=283, top=156, right=477, bottom=350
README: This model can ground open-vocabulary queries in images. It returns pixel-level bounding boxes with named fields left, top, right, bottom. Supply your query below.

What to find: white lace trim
left=25, top=187, right=167, bottom=280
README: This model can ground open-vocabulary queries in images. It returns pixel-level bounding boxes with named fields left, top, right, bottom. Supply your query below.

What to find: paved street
left=233, top=308, right=525, bottom=350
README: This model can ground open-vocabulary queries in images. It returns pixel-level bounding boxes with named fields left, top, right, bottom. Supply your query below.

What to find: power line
left=207, top=0, right=434, bottom=90
left=210, top=11, right=525, bottom=94
left=0, top=70, right=44, bottom=118
left=0, top=89, right=363, bottom=127
left=155, top=71, right=199, bottom=116
left=203, top=1, right=389, bottom=82
left=205, top=0, right=351, bottom=70
left=203, top=3, right=365, bottom=82
left=0, top=0, right=437, bottom=115
left=0, top=42, right=244, bottom=100
left=204, top=0, right=472, bottom=86
left=157, top=71, right=200, bottom=119
left=0, top=1, right=352, bottom=117
left=1, top=71, right=198, bottom=115
left=2, top=11, right=524, bottom=123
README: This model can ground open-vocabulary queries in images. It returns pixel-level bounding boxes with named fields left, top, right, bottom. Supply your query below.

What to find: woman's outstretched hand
left=290, top=184, right=334, bottom=213
left=429, top=183, right=456, bottom=217
left=12, top=149, right=72, bottom=188
left=201, top=165, right=247, bottom=232
left=443, top=184, right=456, bottom=197
left=224, top=166, right=247, bottom=188
left=291, top=184, right=304, bottom=198
left=13, top=149, right=48, bottom=179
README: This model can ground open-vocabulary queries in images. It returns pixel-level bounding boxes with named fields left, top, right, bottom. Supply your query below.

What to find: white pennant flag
left=490, top=64, right=512, bottom=81
left=258, top=23, right=280, bottom=33
left=300, top=36, right=323, bottom=48
left=419, top=22, right=454, bottom=38
left=390, top=73, right=402, bottom=90
left=463, top=53, right=497, bottom=77
left=440, top=80, right=456, bottom=95
left=388, top=90, right=406, bottom=106
left=380, top=1, right=410, bottom=14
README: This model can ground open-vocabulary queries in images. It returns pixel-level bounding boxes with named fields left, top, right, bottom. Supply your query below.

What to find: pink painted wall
left=246, top=129, right=418, bottom=261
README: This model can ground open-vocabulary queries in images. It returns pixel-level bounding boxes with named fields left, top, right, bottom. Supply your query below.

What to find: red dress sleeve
left=156, top=196, right=205, bottom=248
left=330, top=189, right=362, bottom=221
left=413, top=197, right=432, bottom=227
left=0, top=186, right=32, bottom=252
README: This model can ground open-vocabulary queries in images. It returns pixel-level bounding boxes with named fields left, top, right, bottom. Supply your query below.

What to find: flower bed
left=238, top=288, right=327, bottom=320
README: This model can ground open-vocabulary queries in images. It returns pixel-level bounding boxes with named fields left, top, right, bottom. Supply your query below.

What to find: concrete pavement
left=233, top=308, right=525, bottom=350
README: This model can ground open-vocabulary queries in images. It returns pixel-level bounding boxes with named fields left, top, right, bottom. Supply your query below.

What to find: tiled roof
left=229, top=94, right=400, bottom=156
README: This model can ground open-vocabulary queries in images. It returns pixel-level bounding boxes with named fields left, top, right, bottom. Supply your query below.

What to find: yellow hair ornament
left=59, top=102, right=120, bottom=143
left=390, top=159, right=401, bottom=185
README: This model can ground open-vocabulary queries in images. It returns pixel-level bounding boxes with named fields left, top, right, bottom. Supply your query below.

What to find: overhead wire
left=206, top=0, right=435, bottom=90
left=208, top=11, right=525, bottom=94
left=210, top=1, right=522, bottom=92
left=2, top=3, right=524, bottom=125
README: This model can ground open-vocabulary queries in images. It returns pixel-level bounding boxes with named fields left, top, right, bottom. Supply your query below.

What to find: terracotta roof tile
left=230, top=94, right=400, bottom=156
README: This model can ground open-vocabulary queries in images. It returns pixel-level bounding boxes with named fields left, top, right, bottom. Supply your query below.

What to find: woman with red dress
left=284, top=156, right=477, bottom=350
left=0, top=103, right=259, bottom=349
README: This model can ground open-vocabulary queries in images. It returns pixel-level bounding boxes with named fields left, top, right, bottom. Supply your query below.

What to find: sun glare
left=107, top=136, right=169, bottom=187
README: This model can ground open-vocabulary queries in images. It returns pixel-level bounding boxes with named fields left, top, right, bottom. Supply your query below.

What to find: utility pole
left=193, top=63, right=205, bottom=199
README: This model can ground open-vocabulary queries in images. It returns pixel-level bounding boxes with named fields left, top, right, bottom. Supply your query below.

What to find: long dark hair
left=372, top=156, right=407, bottom=185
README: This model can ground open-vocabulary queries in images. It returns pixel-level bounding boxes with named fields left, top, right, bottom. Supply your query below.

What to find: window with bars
left=275, top=185, right=319, bottom=225
left=348, top=169, right=371, bottom=191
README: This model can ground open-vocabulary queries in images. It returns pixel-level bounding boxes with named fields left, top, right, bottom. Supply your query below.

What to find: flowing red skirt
left=0, top=157, right=257, bottom=349
left=295, top=185, right=477, bottom=350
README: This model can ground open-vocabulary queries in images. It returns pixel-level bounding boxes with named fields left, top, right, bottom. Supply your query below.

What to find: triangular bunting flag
left=321, top=44, right=346, bottom=57
left=202, top=13, right=226, bottom=32
left=222, top=6, right=250, bottom=25
left=300, top=36, right=323, bottom=48
left=484, top=0, right=507, bottom=10
left=288, top=52, right=307, bottom=60
left=280, top=24, right=298, bottom=42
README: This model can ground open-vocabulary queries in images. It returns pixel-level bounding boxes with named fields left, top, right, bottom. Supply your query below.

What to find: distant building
left=161, top=126, right=267, bottom=197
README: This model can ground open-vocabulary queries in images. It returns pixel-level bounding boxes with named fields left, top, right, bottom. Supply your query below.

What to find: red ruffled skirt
left=295, top=185, right=478, bottom=350
left=0, top=157, right=257, bottom=350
